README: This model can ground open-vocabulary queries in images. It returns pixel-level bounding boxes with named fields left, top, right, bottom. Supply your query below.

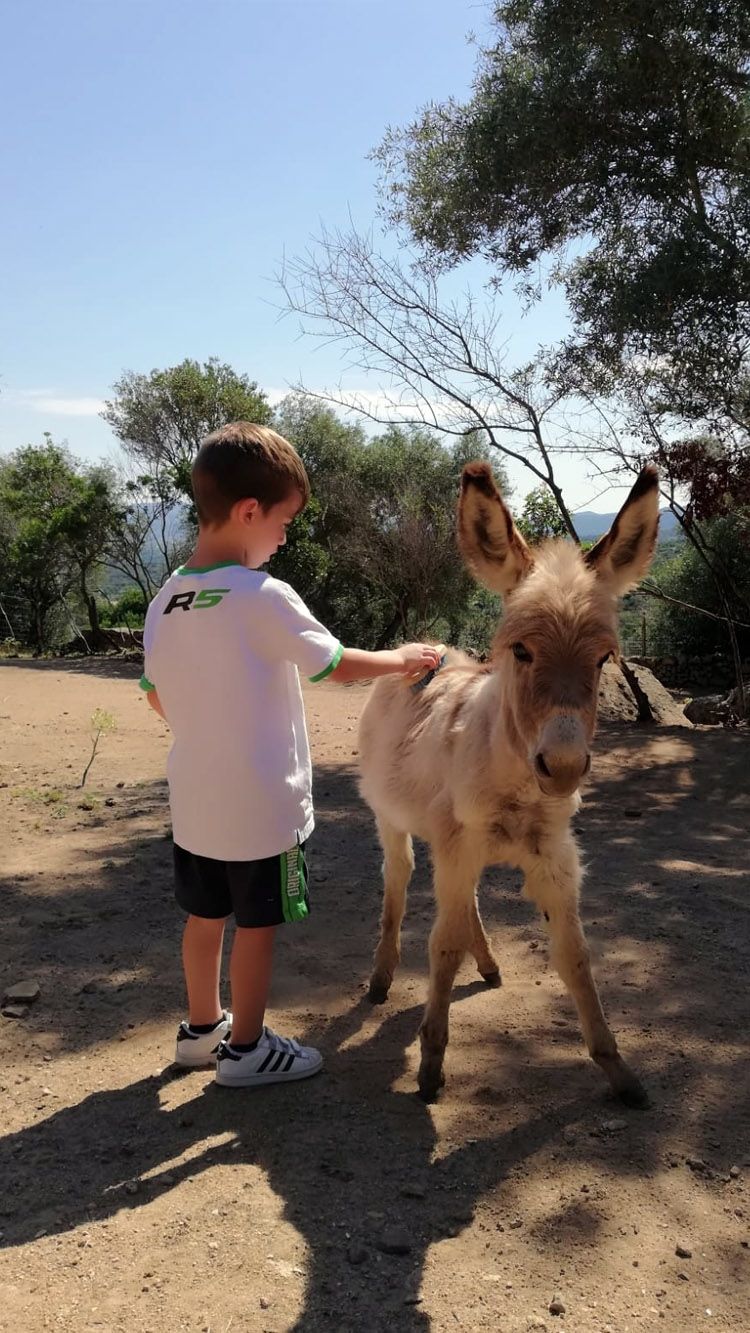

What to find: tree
left=649, top=516, right=750, bottom=659
left=102, top=358, right=273, bottom=496
left=280, top=228, right=578, bottom=536
left=0, top=442, right=118, bottom=650
left=269, top=397, right=507, bottom=650
left=53, top=463, right=124, bottom=646
left=376, top=1, right=750, bottom=416
left=516, top=485, right=568, bottom=543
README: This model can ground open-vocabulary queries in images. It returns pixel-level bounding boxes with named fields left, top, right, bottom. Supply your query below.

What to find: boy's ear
left=458, top=462, right=533, bottom=596
left=233, top=497, right=260, bottom=524
left=584, top=466, right=660, bottom=593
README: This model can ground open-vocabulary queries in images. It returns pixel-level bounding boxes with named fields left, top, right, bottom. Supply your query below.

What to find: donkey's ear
left=584, top=466, right=660, bottom=594
left=458, top=462, right=533, bottom=596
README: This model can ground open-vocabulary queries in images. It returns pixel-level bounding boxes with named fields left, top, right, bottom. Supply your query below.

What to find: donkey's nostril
left=536, top=753, right=551, bottom=778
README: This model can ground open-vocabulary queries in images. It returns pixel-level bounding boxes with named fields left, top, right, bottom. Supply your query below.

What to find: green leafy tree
left=516, top=485, right=569, bottom=543
left=0, top=442, right=77, bottom=649
left=376, top=1, right=750, bottom=415
left=649, top=516, right=750, bottom=659
left=102, top=358, right=272, bottom=497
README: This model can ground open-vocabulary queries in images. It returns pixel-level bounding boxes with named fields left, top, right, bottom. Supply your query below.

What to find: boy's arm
left=146, top=687, right=168, bottom=722
left=330, top=643, right=441, bottom=685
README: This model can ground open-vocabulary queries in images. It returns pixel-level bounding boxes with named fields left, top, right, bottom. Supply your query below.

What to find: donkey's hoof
left=417, top=1076, right=441, bottom=1103
left=368, top=979, right=390, bottom=1005
left=417, top=1065, right=445, bottom=1102
left=616, top=1076, right=650, bottom=1109
left=481, top=969, right=502, bottom=988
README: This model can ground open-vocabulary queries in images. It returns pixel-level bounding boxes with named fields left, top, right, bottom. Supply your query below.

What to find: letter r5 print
left=163, top=589, right=231, bottom=615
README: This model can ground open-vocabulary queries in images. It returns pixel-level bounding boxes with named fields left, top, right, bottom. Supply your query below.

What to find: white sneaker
left=215, top=1026, right=323, bottom=1087
left=174, top=1011, right=233, bottom=1067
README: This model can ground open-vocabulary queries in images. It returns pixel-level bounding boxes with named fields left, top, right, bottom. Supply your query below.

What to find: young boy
left=140, top=422, right=440, bottom=1089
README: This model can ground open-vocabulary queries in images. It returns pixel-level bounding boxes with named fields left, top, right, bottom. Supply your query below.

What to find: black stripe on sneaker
left=282, top=1053, right=296, bottom=1072
left=256, top=1050, right=277, bottom=1073
left=269, top=1051, right=287, bottom=1073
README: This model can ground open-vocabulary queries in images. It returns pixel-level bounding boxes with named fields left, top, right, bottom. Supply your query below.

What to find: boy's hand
left=395, top=643, right=443, bottom=674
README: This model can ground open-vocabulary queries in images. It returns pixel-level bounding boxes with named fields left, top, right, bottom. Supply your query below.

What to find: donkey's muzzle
left=534, top=715, right=591, bottom=796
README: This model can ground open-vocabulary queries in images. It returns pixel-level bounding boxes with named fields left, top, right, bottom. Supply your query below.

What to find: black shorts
left=173, top=841, right=310, bottom=928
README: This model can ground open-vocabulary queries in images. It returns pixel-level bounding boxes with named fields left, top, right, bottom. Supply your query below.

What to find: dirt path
left=0, top=659, right=748, bottom=1333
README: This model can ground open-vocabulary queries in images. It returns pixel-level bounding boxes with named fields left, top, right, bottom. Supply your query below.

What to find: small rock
left=729, top=1165, right=741, bottom=1179
left=80, top=980, right=100, bottom=994
left=562, top=1127, right=577, bottom=1144
left=549, top=1295, right=566, bottom=1316
left=509, top=1217, right=523, bottom=1229
left=3, top=980, right=40, bottom=1005
left=675, top=1242, right=692, bottom=1259
left=528, top=1319, right=548, bottom=1331
left=124, top=1180, right=140, bottom=1196
left=624, top=808, right=643, bottom=818
left=686, top=1156, right=707, bottom=1173
left=207, top=1241, right=219, bottom=1253
left=346, top=1244, right=368, bottom=1265
left=377, top=1227, right=412, bottom=1256
left=259, top=1297, right=270, bottom=1310
left=105, top=797, right=116, bottom=807
left=1, top=1004, right=28, bottom=1020
left=400, top=1182, right=427, bottom=1199
left=78, top=800, right=94, bottom=811
left=602, top=1118, right=627, bottom=1133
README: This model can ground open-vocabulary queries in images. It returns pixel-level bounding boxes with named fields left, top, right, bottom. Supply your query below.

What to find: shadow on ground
left=1, top=723, right=749, bottom=1329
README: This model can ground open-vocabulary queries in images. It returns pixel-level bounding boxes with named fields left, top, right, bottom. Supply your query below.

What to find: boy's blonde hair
left=191, top=422, right=310, bottom=526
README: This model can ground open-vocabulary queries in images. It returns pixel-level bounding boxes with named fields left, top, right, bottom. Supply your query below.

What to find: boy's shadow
left=0, top=982, right=600, bottom=1331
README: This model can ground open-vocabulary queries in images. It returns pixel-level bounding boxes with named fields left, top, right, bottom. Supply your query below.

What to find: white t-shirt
left=140, top=563, right=342, bottom=861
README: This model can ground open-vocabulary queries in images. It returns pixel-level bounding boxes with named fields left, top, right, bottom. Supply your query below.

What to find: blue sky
left=0, top=0, right=621, bottom=509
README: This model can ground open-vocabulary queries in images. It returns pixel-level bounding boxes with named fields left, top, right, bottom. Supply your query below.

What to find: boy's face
left=241, top=491, right=304, bottom=567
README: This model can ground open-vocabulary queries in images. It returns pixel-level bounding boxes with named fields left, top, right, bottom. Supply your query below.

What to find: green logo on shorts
left=280, top=844, right=309, bottom=923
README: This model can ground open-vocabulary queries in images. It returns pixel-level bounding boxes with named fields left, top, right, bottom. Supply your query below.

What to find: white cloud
left=4, top=390, right=106, bottom=417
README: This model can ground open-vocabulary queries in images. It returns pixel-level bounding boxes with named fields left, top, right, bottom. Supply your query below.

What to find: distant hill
left=572, top=507, right=680, bottom=542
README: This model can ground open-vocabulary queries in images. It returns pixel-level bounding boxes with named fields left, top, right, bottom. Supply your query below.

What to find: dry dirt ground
left=0, top=659, right=748, bottom=1333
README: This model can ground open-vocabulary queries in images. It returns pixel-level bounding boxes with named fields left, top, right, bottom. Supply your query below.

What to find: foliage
left=102, top=358, right=272, bottom=497
left=516, top=486, right=569, bottom=543
left=98, top=585, right=148, bottom=629
left=0, top=441, right=110, bottom=649
left=269, top=396, right=506, bottom=649
left=648, top=516, right=750, bottom=657
left=376, top=1, right=750, bottom=417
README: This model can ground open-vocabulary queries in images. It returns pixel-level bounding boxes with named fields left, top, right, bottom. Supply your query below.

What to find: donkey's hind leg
left=368, top=817, right=415, bottom=1004
left=470, top=891, right=501, bottom=987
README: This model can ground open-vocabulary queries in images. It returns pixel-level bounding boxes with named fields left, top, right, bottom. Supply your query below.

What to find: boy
left=140, top=422, right=440, bottom=1089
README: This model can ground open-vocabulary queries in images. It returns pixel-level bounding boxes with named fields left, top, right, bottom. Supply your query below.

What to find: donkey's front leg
left=470, top=892, right=501, bottom=987
left=368, top=819, right=415, bottom=1004
left=417, top=851, right=478, bottom=1101
left=522, top=841, right=648, bottom=1107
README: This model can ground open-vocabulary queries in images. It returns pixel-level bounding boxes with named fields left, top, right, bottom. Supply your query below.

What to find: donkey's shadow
left=0, top=983, right=599, bottom=1331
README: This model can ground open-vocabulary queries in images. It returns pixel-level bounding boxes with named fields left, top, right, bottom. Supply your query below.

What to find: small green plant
left=81, top=708, right=116, bottom=788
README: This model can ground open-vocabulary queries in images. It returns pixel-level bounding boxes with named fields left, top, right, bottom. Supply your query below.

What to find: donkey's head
left=458, top=463, right=660, bottom=797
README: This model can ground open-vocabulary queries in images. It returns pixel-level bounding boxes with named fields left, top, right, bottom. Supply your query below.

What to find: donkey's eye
left=598, top=652, right=613, bottom=669
left=512, top=642, right=533, bottom=663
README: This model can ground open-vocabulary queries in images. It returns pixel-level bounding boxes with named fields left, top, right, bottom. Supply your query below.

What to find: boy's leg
left=229, top=925, right=276, bottom=1045
left=182, top=913, right=228, bottom=1027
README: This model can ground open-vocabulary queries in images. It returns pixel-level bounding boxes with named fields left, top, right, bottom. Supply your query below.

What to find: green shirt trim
left=175, top=561, right=242, bottom=574
left=308, top=643, right=343, bottom=683
left=139, top=674, right=155, bottom=692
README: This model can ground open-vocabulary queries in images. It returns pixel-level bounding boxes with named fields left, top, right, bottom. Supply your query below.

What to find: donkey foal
left=359, top=463, right=660, bottom=1105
